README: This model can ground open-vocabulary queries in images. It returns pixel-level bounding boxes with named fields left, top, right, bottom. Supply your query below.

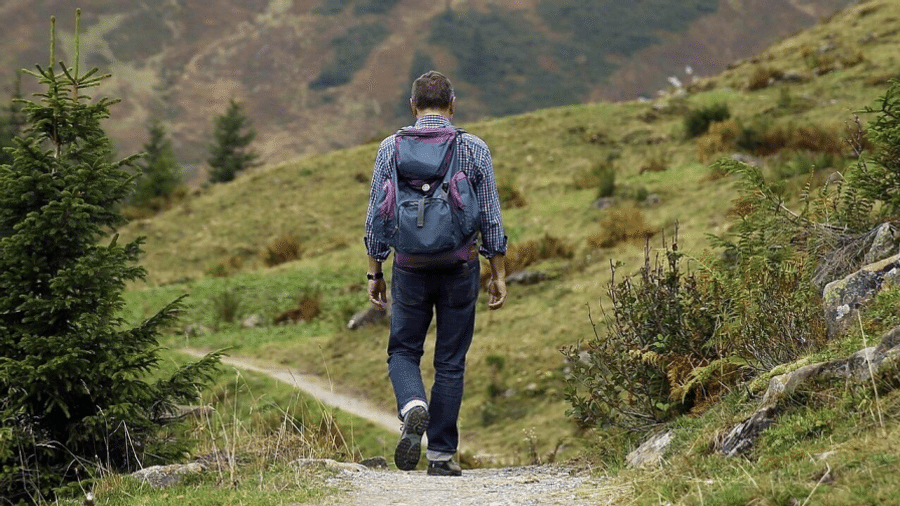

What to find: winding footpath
left=180, top=350, right=617, bottom=505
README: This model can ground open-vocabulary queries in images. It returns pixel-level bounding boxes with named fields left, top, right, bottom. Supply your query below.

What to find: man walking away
left=364, top=71, right=508, bottom=476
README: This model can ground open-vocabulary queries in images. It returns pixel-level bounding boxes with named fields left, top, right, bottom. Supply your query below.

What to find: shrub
left=205, top=255, right=245, bottom=278
left=684, top=103, right=730, bottom=139
left=587, top=206, right=656, bottom=249
left=563, top=238, right=729, bottom=429
left=497, top=179, right=527, bottom=208
left=566, top=218, right=828, bottom=430
left=488, top=234, right=573, bottom=285
left=212, top=287, right=243, bottom=328
left=746, top=66, right=783, bottom=91
left=263, top=235, right=304, bottom=267
left=274, top=294, right=321, bottom=324
left=638, top=156, right=668, bottom=175
left=573, top=161, right=616, bottom=198
left=696, top=119, right=740, bottom=162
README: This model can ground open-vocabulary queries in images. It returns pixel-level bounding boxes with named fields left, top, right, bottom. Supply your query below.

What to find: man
left=364, top=71, right=508, bottom=476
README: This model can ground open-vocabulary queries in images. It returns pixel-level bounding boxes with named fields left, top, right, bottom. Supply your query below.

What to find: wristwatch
left=366, top=272, right=384, bottom=280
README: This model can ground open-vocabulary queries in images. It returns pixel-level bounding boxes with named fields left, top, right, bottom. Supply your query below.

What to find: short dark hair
left=411, top=71, right=454, bottom=110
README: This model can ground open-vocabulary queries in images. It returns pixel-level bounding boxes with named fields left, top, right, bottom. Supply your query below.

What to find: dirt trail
left=312, top=465, right=618, bottom=506
left=181, top=349, right=400, bottom=433
left=180, top=350, right=617, bottom=505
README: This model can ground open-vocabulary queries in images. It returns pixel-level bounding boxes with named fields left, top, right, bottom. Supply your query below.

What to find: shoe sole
left=394, top=408, right=429, bottom=471
left=427, top=467, right=462, bottom=477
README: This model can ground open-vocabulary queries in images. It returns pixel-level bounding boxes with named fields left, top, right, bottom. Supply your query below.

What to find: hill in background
left=0, top=0, right=854, bottom=180
left=110, top=0, right=900, bottom=470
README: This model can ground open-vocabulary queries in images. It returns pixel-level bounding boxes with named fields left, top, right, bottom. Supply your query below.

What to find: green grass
left=107, top=0, right=900, bottom=501
left=52, top=347, right=392, bottom=504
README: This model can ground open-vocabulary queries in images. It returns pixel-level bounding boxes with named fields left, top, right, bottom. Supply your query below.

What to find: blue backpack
left=372, top=127, right=481, bottom=264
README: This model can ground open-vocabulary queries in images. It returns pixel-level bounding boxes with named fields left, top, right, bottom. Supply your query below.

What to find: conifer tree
left=207, top=98, right=259, bottom=183
left=131, top=117, right=182, bottom=210
left=0, top=13, right=220, bottom=502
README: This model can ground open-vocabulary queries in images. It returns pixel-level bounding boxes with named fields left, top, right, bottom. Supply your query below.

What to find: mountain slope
left=1, top=0, right=854, bottom=178
left=113, top=0, right=900, bottom=465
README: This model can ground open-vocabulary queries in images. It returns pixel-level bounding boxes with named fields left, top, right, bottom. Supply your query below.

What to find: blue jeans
left=387, top=259, right=480, bottom=455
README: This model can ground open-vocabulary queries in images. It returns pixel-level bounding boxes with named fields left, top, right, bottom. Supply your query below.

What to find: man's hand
left=487, top=253, right=507, bottom=310
left=487, top=278, right=507, bottom=310
left=368, top=278, right=387, bottom=310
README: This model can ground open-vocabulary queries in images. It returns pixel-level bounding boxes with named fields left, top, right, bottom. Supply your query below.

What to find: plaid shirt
left=365, top=115, right=507, bottom=262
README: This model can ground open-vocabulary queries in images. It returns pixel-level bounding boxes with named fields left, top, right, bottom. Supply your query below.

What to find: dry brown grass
left=746, top=66, right=784, bottom=91
left=274, top=294, right=322, bottom=324
left=263, top=235, right=304, bottom=267
left=696, top=120, right=740, bottom=162
left=479, top=234, right=574, bottom=285
left=587, top=206, right=657, bottom=249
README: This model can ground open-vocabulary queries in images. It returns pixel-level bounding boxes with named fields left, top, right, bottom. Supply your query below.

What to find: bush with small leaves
left=684, top=103, right=730, bottom=139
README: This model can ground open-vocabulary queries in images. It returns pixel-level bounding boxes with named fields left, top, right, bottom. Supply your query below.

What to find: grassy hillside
left=115, top=0, right=900, bottom=471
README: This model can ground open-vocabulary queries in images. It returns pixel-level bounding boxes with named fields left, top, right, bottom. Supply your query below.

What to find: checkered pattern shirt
left=365, top=115, right=507, bottom=262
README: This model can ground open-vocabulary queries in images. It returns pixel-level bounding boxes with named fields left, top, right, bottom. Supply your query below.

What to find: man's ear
left=448, top=96, right=455, bottom=118
left=409, top=98, right=417, bottom=118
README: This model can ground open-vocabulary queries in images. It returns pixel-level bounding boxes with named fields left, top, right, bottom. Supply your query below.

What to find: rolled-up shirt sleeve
left=364, top=137, right=394, bottom=262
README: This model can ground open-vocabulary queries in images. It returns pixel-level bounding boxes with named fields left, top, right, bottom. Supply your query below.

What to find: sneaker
left=394, top=406, right=429, bottom=470
left=427, top=459, right=462, bottom=476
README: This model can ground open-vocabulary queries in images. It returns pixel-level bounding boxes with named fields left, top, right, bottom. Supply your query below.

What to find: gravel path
left=181, top=350, right=623, bottom=505
left=313, top=465, right=618, bottom=506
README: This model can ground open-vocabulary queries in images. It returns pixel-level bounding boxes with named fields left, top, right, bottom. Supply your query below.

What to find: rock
left=779, top=70, right=809, bottom=84
left=347, top=300, right=390, bottom=330
left=642, top=193, right=662, bottom=207
left=359, top=456, right=389, bottom=469
left=717, top=406, right=777, bottom=457
left=131, top=463, right=205, bottom=488
left=822, top=252, right=900, bottom=337
left=719, top=324, right=900, bottom=457
left=591, top=197, right=616, bottom=210
left=241, top=314, right=263, bottom=328
left=506, top=270, right=549, bottom=285
left=626, top=430, right=673, bottom=468
left=863, top=223, right=898, bottom=265
left=730, top=153, right=762, bottom=167
left=183, top=324, right=211, bottom=337
left=294, top=458, right=368, bottom=473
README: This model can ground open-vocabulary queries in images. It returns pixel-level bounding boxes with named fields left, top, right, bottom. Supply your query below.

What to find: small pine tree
left=207, top=98, right=259, bottom=183
left=131, top=118, right=182, bottom=210
left=0, top=13, right=220, bottom=502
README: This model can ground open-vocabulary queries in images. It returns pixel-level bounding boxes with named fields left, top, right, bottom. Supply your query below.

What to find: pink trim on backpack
left=379, top=179, right=395, bottom=220
left=450, top=171, right=467, bottom=210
